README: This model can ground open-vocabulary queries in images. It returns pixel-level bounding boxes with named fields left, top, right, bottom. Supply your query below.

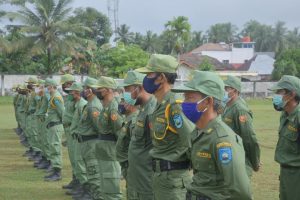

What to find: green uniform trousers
left=280, top=166, right=300, bottom=200
left=74, top=137, right=87, bottom=184
left=127, top=189, right=153, bottom=200
left=39, top=117, right=51, bottom=160
left=99, top=160, right=122, bottom=200
left=80, top=139, right=102, bottom=199
left=64, top=126, right=76, bottom=174
left=153, top=169, right=192, bottom=200
left=47, top=124, right=64, bottom=169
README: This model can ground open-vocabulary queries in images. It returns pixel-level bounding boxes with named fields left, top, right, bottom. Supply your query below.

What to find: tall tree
left=6, top=0, right=91, bottom=75
left=165, top=16, right=191, bottom=54
left=69, top=7, right=112, bottom=46
left=186, top=31, right=204, bottom=51
left=272, top=21, right=287, bottom=56
left=207, top=22, right=238, bottom=43
left=142, top=30, right=158, bottom=53
left=114, top=24, right=134, bottom=45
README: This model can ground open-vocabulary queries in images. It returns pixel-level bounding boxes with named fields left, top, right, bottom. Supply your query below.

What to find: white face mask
left=35, top=87, right=40, bottom=94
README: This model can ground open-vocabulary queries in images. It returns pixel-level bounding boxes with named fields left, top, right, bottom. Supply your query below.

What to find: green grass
left=0, top=97, right=280, bottom=200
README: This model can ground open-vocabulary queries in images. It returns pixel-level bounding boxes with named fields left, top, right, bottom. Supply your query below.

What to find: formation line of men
left=11, top=53, right=298, bottom=200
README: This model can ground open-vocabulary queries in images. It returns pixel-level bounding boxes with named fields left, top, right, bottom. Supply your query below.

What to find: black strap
left=98, top=134, right=117, bottom=141
left=77, top=134, right=99, bottom=143
left=144, top=115, right=152, bottom=147
left=152, top=159, right=190, bottom=172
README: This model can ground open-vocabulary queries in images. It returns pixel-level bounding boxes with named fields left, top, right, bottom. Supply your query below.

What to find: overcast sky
left=2, top=0, right=300, bottom=33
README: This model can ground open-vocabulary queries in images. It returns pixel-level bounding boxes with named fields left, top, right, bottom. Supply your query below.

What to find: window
left=223, top=60, right=229, bottom=64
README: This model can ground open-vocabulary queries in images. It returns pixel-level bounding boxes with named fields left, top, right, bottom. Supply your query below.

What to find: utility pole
left=107, top=0, right=119, bottom=40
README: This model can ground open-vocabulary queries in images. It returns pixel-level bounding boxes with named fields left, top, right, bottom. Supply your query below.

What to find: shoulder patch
left=218, top=147, right=232, bottom=164
left=111, top=113, right=118, bottom=121
left=92, top=111, right=100, bottom=118
left=239, top=115, right=247, bottom=123
left=172, top=114, right=183, bottom=128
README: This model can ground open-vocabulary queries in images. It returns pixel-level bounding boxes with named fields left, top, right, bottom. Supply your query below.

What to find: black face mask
left=273, top=104, right=283, bottom=111
left=27, top=85, right=33, bottom=90
left=118, top=104, right=126, bottom=114
left=93, top=89, right=104, bottom=100
left=62, top=86, right=70, bottom=94
left=134, top=97, right=143, bottom=106
left=81, top=91, right=87, bottom=100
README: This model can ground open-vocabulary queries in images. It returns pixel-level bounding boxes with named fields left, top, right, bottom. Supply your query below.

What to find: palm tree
left=207, top=23, right=237, bottom=43
left=286, top=28, right=300, bottom=49
left=272, top=21, right=287, bottom=56
left=6, top=0, right=91, bottom=75
left=165, top=16, right=191, bottom=55
left=143, top=30, right=157, bottom=53
left=114, top=24, right=134, bottom=45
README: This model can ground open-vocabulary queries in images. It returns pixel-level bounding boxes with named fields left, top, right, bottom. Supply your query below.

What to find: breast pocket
left=152, top=120, right=168, bottom=141
left=282, top=131, right=299, bottom=154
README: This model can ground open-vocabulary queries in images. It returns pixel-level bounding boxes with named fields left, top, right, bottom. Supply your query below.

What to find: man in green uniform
left=60, top=74, right=78, bottom=189
left=136, top=54, right=195, bottom=200
left=65, top=82, right=89, bottom=199
left=221, top=75, right=261, bottom=176
left=17, top=84, right=29, bottom=147
left=91, top=76, right=124, bottom=200
left=116, top=72, right=145, bottom=198
left=73, top=77, right=102, bottom=200
left=44, top=78, right=65, bottom=181
left=269, top=75, right=300, bottom=200
left=33, top=79, right=50, bottom=169
left=24, top=77, right=40, bottom=161
left=12, top=84, right=22, bottom=135
left=123, top=71, right=156, bottom=200
left=172, top=70, right=252, bottom=200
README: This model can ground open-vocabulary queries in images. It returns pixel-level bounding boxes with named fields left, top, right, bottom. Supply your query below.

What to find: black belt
left=281, top=164, right=300, bottom=169
left=46, top=121, right=62, bottom=129
left=77, top=134, right=99, bottom=143
left=120, top=161, right=129, bottom=168
left=186, top=191, right=211, bottom=200
left=98, top=134, right=117, bottom=141
left=152, top=159, right=190, bottom=172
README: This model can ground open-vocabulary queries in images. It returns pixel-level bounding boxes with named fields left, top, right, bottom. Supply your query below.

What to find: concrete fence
left=0, top=74, right=276, bottom=98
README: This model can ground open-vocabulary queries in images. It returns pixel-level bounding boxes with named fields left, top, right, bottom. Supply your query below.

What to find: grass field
left=0, top=97, right=280, bottom=200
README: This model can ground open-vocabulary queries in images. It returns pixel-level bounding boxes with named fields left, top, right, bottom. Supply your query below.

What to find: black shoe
left=72, top=192, right=92, bottom=200
left=62, top=175, right=78, bottom=189
left=44, top=168, right=62, bottom=181
left=66, top=184, right=83, bottom=196
left=45, top=165, right=53, bottom=173
left=37, top=160, right=50, bottom=169
left=28, top=151, right=38, bottom=161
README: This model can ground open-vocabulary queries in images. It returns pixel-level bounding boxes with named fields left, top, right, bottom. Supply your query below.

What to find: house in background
left=178, top=37, right=275, bottom=81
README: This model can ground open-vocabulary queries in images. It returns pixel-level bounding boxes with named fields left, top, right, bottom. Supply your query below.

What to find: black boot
left=28, top=151, right=38, bottom=161
left=72, top=184, right=93, bottom=200
left=33, top=155, right=44, bottom=168
left=65, top=183, right=83, bottom=196
left=62, top=174, right=78, bottom=189
left=37, top=160, right=50, bottom=169
left=44, top=168, right=62, bottom=181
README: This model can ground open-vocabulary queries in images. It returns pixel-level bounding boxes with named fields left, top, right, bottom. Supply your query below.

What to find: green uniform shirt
left=116, top=110, right=139, bottom=163
left=70, top=98, right=87, bottom=135
left=97, top=98, right=124, bottom=160
left=27, top=91, right=38, bottom=115
left=16, top=94, right=25, bottom=113
left=275, top=104, right=300, bottom=166
left=128, top=95, right=157, bottom=193
left=76, top=96, right=102, bottom=136
left=222, top=97, right=260, bottom=172
left=46, top=90, right=64, bottom=123
left=62, top=94, right=76, bottom=126
left=188, top=116, right=252, bottom=200
left=149, top=91, right=195, bottom=162
left=35, top=95, right=48, bottom=117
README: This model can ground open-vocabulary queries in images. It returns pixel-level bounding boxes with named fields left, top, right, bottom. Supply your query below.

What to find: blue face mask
left=181, top=97, right=208, bottom=124
left=44, top=88, right=51, bottom=101
left=222, top=91, right=230, bottom=105
left=143, top=74, right=161, bottom=94
left=272, top=94, right=286, bottom=111
left=123, top=91, right=136, bottom=105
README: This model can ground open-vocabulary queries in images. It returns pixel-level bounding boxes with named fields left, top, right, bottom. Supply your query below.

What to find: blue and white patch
left=218, top=147, right=232, bottom=164
left=172, top=114, right=183, bottom=128
left=54, top=98, right=61, bottom=106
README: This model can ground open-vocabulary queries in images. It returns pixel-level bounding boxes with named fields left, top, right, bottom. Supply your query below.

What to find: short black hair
left=162, top=72, right=177, bottom=84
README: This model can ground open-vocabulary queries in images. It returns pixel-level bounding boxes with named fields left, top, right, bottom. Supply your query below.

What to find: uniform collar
left=197, top=115, right=221, bottom=135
